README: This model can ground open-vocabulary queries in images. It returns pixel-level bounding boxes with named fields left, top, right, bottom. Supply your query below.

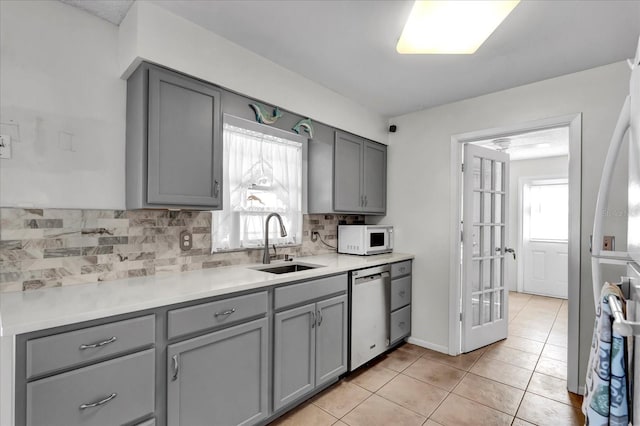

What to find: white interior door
left=462, top=144, right=510, bottom=352
left=522, top=180, right=569, bottom=298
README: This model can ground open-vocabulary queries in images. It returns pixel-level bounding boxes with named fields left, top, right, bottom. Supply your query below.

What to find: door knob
left=503, top=248, right=516, bottom=260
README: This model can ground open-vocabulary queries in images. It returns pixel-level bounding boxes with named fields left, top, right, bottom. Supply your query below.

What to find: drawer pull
left=400, top=267, right=406, bottom=273
left=79, top=336, right=117, bottom=350
left=171, top=355, right=179, bottom=381
left=399, top=290, right=406, bottom=297
left=79, top=393, right=117, bottom=410
left=214, top=308, right=236, bottom=317
left=399, top=321, right=406, bottom=329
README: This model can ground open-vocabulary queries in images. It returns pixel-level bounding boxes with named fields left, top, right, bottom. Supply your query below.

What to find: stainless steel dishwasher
left=349, top=264, right=390, bottom=371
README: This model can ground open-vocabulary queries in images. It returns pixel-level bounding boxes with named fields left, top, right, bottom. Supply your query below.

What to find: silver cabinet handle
left=399, top=321, right=406, bottom=329
left=79, top=393, right=117, bottom=410
left=364, top=195, right=368, bottom=206
left=311, top=311, right=316, bottom=329
left=79, top=336, right=117, bottom=350
left=213, top=180, right=220, bottom=198
left=399, top=290, right=406, bottom=297
left=214, top=308, right=236, bottom=317
left=400, top=267, right=406, bottom=273
left=171, top=354, right=179, bottom=381
left=317, top=310, right=323, bottom=327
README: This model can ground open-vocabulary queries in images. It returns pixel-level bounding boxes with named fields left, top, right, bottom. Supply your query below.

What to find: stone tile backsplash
left=0, top=208, right=363, bottom=293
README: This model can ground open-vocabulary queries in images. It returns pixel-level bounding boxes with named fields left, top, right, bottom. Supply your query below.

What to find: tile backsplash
left=0, top=208, right=362, bottom=293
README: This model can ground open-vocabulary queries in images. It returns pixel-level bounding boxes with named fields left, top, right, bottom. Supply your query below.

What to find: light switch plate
left=0, top=134, right=11, bottom=159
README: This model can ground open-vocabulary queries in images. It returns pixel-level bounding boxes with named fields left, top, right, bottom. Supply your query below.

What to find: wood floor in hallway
left=270, top=292, right=583, bottom=426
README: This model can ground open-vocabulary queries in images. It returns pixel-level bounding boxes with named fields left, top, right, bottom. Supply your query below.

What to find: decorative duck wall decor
left=249, top=103, right=282, bottom=125
left=292, top=118, right=314, bottom=138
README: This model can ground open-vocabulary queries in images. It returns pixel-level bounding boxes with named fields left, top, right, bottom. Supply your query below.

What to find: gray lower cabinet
left=166, top=317, right=269, bottom=426
left=26, top=349, right=155, bottom=426
left=126, top=62, right=223, bottom=210
left=273, top=294, right=348, bottom=411
left=315, top=295, right=349, bottom=386
left=390, top=260, right=412, bottom=344
left=273, top=303, right=316, bottom=409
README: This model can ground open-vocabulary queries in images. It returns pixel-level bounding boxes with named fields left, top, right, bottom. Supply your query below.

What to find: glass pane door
left=462, top=144, right=510, bottom=352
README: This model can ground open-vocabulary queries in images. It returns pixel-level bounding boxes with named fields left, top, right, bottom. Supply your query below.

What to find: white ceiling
left=59, top=0, right=134, bottom=25
left=61, top=0, right=639, bottom=118
left=473, top=126, right=569, bottom=161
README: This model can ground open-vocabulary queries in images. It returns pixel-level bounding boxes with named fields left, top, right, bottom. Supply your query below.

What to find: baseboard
left=406, top=336, right=448, bottom=354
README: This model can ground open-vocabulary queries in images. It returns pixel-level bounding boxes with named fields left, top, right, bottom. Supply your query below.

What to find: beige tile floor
left=271, top=292, right=584, bottom=426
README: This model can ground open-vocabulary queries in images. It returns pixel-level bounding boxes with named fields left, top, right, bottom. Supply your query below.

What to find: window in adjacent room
left=524, top=180, right=569, bottom=241
left=212, top=115, right=306, bottom=252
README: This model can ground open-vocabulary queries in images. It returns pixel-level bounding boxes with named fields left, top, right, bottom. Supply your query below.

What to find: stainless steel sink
left=251, top=262, right=324, bottom=274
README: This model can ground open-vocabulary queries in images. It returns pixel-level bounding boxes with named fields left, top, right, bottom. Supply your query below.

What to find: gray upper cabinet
left=334, top=133, right=364, bottom=212
left=362, top=141, right=387, bottom=214
left=309, top=129, right=387, bottom=215
left=126, top=63, right=223, bottom=210
left=166, top=317, right=269, bottom=426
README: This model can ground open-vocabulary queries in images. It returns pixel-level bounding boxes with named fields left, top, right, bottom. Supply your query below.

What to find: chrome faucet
left=263, top=213, right=287, bottom=264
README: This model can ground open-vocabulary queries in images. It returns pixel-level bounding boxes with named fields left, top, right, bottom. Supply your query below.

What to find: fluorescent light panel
left=397, top=0, right=520, bottom=54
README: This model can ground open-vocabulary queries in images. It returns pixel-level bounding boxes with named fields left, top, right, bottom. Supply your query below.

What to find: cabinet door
left=334, top=132, right=363, bottom=212
left=363, top=141, right=387, bottom=214
left=273, top=303, right=316, bottom=411
left=147, top=68, right=222, bottom=208
left=166, top=318, right=268, bottom=426
left=26, top=349, right=155, bottom=426
left=315, top=294, right=348, bottom=386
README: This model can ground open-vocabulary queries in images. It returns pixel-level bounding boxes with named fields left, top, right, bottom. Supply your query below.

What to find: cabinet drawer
left=26, top=349, right=155, bottom=426
left=168, top=291, right=268, bottom=339
left=274, top=274, right=347, bottom=310
left=391, top=260, right=412, bottom=278
left=390, top=305, right=411, bottom=343
left=26, top=315, right=155, bottom=379
left=390, top=276, right=411, bottom=311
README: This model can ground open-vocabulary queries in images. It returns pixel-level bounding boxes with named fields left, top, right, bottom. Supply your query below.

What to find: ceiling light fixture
left=396, top=0, right=520, bottom=54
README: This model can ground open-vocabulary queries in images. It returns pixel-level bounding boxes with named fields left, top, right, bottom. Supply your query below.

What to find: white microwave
left=338, top=225, right=394, bottom=255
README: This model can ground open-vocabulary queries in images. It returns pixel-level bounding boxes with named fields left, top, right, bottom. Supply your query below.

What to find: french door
left=462, top=144, right=510, bottom=352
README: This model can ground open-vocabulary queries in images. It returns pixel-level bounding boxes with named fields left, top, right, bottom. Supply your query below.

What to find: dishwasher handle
left=354, top=271, right=390, bottom=285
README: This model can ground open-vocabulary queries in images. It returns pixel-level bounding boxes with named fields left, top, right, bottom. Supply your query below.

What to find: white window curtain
left=212, top=117, right=304, bottom=251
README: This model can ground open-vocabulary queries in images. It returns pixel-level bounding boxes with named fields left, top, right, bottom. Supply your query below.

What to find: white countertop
left=0, top=252, right=413, bottom=336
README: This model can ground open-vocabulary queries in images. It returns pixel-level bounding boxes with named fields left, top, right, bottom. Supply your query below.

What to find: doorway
left=521, top=177, right=569, bottom=298
left=449, top=113, right=582, bottom=393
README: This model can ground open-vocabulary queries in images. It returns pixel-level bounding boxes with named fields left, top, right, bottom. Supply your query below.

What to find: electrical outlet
left=179, top=230, right=192, bottom=251
left=0, top=134, right=11, bottom=159
left=603, top=235, right=615, bottom=251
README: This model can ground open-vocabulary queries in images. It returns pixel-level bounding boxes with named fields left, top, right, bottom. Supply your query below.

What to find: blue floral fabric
left=583, top=283, right=629, bottom=426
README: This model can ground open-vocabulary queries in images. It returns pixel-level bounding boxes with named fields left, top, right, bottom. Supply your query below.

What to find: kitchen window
left=212, top=115, right=307, bottom=251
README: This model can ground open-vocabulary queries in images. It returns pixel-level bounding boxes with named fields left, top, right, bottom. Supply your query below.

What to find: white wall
left=119, top=2, right=388, bottom=144
left=381, top=61, right=631, bottom=385
left=507, top=156, right=569, bottom=291
left=0, top=0, right=387, bottom=210
left=0, top=0, right=126, bottom=209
